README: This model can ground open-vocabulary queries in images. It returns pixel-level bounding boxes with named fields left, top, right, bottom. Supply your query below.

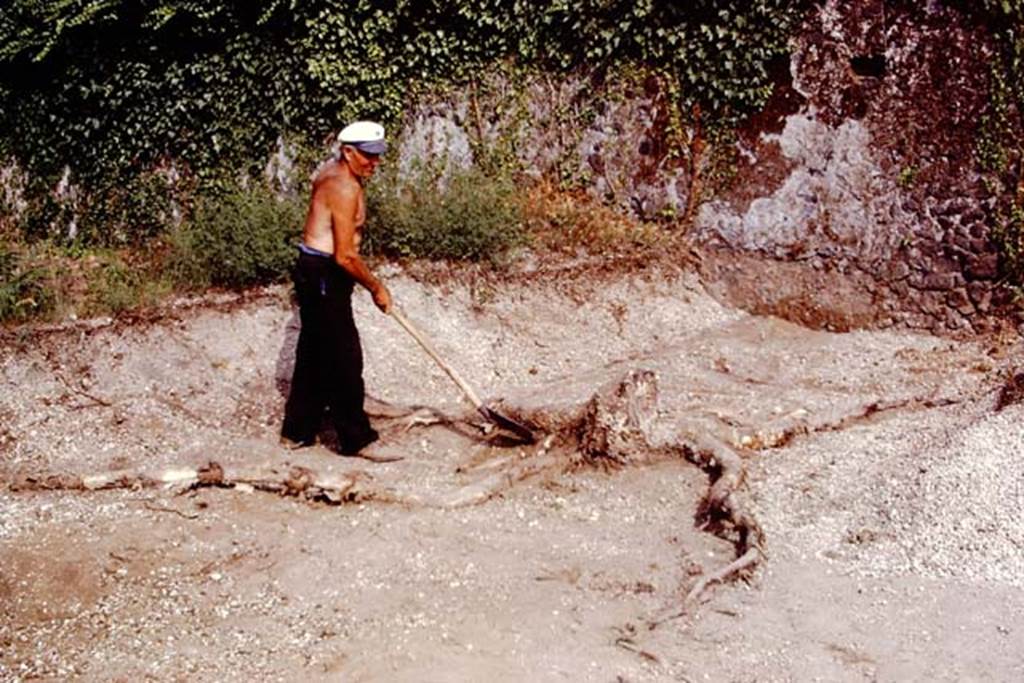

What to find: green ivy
left=1, top=0, right=313, bottom=243
left=1, top=1, right=811, bottom=244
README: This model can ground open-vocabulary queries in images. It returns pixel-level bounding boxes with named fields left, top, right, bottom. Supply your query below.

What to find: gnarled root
left=384, top=434, right=561, bottom=509
left=683, top=547, right=760, bottom=603
left=567, top=370, right=765, bottom=616
left=675, top=432, right=764, bottom=608
left=644, top=435, right=763, bottom=629
left=575, top=369, right=660, bottom=469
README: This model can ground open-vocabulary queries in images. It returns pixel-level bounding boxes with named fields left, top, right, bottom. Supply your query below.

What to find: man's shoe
left=337, top=430, right=402, bottom=462
left=279, top=435, right=316, bottom=450
left=338, top=428, right=379, bottom=456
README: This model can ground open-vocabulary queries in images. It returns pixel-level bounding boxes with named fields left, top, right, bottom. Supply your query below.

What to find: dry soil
left=1, top=265, right=1022, bottom=682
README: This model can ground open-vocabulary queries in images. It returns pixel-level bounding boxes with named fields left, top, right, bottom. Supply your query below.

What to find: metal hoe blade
left=390, top=308, right=536, bottom=445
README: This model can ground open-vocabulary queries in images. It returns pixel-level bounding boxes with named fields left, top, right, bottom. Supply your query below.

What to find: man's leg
left=323, top=288, right=378, bottom=454
left=282, top=260, right=329, bottom=445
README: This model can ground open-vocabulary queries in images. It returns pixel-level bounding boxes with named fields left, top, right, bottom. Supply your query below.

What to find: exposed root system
left=382, top=434, right=561, bottom=509
left=675, top=433, right=763, bottom=606
left=563, top=369, right=765, bottom=611
left=9, top=368, right=765, bottom=614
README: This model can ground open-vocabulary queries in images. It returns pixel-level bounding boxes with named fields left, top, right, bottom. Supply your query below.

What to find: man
left=281, top=120, right=393, bottom=455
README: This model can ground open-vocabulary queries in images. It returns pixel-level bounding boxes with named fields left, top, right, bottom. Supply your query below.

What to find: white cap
left=338, top=121, right=387, bottom=155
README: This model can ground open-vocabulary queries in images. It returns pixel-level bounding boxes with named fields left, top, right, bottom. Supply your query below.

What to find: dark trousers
left=282, top=250, right=378, bottom=453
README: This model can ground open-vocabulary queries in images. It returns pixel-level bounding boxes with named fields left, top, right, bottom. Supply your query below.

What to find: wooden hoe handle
left=389, top=307, right=486, bottom=412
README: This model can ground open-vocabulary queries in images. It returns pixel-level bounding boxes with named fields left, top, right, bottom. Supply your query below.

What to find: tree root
left=9, top=461, right=372, bottom=506
left=380, top=434, right=561, bottom=509
left=674, top=432, right=764, bottom=607
left=684, top=546, right=760, bottom=603
left=646, top=547, right=762, bottom=630
left=562, top=369, right=765, bottom=615
left=5, top=436, right=562, bottom=511
left=12, top=367, right=765, bottom=618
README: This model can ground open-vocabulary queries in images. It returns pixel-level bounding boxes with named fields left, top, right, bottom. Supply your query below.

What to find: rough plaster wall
left=694, top=0, right=1013, bottom=333
left=390, top=3, right=1015, bottom=333
left=396, top=104, right=474, bottom=182
left=573, top=84, right=689, bottom=219
left=264, top=136, right=298, bottom=197
left=0, top=158, right=28, bottom=234
left=696, top=112, right=910, bottom=265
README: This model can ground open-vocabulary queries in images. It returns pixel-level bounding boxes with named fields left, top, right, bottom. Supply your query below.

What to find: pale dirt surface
left=1, top=265, right=1023, bottom=682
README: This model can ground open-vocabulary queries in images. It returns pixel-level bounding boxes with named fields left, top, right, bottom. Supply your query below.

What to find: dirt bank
left=2, top=266, right=1022, bottom=681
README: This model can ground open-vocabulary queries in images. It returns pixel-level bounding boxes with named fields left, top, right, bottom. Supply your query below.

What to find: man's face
left=344, top=146, right=381, bottom=178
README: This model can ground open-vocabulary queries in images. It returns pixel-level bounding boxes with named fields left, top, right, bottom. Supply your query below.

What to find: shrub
left=77, top=251, right=171, bottom=316
left=365, top=165, right=525, bottom=262
left=0, top=241, right=52, bottom=322
left=167, top=183, right=304, bottom=289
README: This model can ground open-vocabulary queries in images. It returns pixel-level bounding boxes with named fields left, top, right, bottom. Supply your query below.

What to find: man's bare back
left=302, top=148, right=391, bottom=313
left=301, top=164, right=365, bottom=253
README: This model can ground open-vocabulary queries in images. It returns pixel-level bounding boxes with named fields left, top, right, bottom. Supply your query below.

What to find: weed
left=898, top=165, right=919, bottom=189
left=82, top=252, right=171, bottom=315
left=522, top=181, right=667, bottom=255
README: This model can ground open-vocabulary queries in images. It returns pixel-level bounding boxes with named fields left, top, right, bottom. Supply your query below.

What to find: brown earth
left=2, top=264, right=1023, bottom=681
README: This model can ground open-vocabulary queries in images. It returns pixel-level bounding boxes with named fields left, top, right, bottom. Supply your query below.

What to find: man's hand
left=372, top=283, right=393, bottom=314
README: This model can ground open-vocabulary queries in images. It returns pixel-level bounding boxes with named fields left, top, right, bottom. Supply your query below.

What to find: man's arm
left=325, top=180, right=392, bottom=313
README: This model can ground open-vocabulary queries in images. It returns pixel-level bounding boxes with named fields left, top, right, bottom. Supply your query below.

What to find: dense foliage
left=0, top=0, right=309, bottom=243
left=0, top=0, right=809, bottom=245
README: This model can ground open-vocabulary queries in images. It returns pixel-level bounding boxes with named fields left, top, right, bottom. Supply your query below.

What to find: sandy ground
left=1, top=265, right=1023, bottom=682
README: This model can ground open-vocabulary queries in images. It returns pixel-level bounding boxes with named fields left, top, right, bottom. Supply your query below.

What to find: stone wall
left=0, top=157, right=29, bottom=237
left=393, top=0, right=1018, bottom=334
left=694, top=0, right=1014, bottom=334
left=396, top=71, right=695, bottom=222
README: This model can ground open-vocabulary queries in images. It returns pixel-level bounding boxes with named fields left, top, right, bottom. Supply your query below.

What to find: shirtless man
left=281, top=121, right=392, bottom=455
